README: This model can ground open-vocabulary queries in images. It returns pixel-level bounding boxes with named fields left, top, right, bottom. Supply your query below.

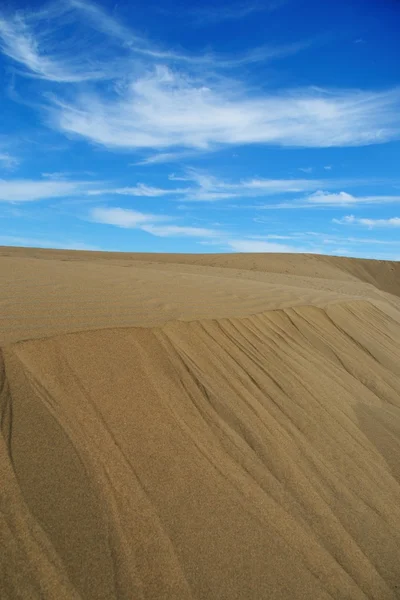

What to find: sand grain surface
left=1, top=247, right=400, bottom=599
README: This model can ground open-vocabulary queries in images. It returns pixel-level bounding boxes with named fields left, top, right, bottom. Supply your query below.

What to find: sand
left=1, top=247, right=400, bottom=599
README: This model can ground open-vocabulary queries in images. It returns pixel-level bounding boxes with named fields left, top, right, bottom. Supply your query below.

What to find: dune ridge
left=1, top=248, right=400, bottom=599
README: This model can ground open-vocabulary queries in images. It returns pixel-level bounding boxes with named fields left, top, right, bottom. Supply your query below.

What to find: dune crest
left=1, top=248, right=400, bottom=599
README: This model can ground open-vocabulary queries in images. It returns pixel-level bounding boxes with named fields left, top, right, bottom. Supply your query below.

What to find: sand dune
left=1, top=247, right=400, bottom=599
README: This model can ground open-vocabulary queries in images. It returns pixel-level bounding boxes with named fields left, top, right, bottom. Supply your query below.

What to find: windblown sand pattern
left=1, top=247, right=400, bottom=599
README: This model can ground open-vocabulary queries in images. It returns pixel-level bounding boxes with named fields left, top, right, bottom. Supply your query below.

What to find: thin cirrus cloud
left=64, top=0, right=315, bottom=68
left=0, top=178, right=97, bottom=202
left=306, top=190, right=400, bottom=206
left=0, top=7, right=112, bottom=83
left=87, top=183, right=189, bottom=197
left=3, top=171, right=398, bottom=208
left=0, top=234, right=100, bottom=250
left=169, top=169, right=329, bottom=200
left=85, top=170, right=329, bottom=202
left=185, top=175, right=327, bottom=201
left=90, top=207, right=170, bottom=228
left=333, top=215, right=400, bottom=227
left=259, top=190, right=400, bottom=209
left=90, top=207, right=221, bottom=239
left=0, top=152, right=19, bottom=169
left=0, top=0, right=313, bottom=85
left=1, top=2, right=399, bottom=153
left=225, top=239, right=299, bottom=253
left=85, top=171, right=400, bottom=204
left=0, top=171, right=358, bottom=204
left=51, top=70, right=400, bottom=151
left=90, top=206, right=302, bottom=251
left=134, top=152, right=201, bottom=166
left=189, top=0, right=288, bottom=25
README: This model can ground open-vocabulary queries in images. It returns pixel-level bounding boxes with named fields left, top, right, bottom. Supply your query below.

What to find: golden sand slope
left=1, top=247, right=400, bottom=599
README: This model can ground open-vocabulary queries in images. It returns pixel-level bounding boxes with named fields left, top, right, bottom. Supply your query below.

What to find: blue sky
left=0, top=0, right=399, bottom=257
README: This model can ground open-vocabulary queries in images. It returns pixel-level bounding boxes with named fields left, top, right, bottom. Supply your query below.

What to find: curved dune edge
left=1, top=249, right=400, bottom=345
left=2, top=297, right=400, bottom=599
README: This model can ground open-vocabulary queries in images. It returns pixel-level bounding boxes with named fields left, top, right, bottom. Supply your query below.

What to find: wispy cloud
left=66, top=0, right=136, bottom=45
left=68, top=0, right=311, bottom=68
left=0, top=178, right=98, bottom=202
left=0, top=0, right=311, bottom=88
left=81, top=169, right=331, bottom=202
left=90, top=207, right=169, bottom=228
left=87, top=183, right=188, bottom=197
left=333, top=215, right=400, bottom=227
left=189, top=0, right=288, bottom=25
left=307, top=191, right=356, bottom=205
left=0, top=234, right=100, bottom=250
left=2, top=3, right=398, bottom=154
left=0, top=152, right=19, bottom=169
left=306, top=190, right=400, bottom=206
left=89, top=205, right=400, bottom=257
left=90, top=206, right=304, bottom=252
left=51, top=68, right=400, bottom=151
left=189, top=176, right=326, bottom=201
left=260, top=190, right=400, bottom=209
left=298, top=167, right=313, bottom=174
left=0, top=170, right=352, bottom=205
left=84, top=170, right=400, bottom=205
left=225, top=239, right=300, bottom=253
left=171, top=169, right=331, bottom=201
left=141, top=224, right=220, bottom=238
left=134, top=151, right=204, bottom=166
left=0, top=6, right=112, bottom=82
left=90, top=206, right=221, bottom=239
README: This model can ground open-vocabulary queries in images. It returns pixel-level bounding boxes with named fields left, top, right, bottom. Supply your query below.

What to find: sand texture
left=1, top=247, right=400, bottom=599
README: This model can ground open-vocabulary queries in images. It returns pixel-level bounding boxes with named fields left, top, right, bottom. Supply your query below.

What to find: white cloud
left=51, top=69, right=400, bottom=150
left=307, top=190, right=357, bottom=205
left=0, top=234, right=100, bottom=250
left=83, top=169, right=400, bottom=206
left=84, top=169, right=329, bottom=202
left=0, top=178, right=97, bottom=202
left=0, top=152, right=19, bottom=169
left=171, top=169, right=327, bottom=202
left=68, top=0, right=312, bottom=68
left=333, top=215, right=400, bottom=227
left=324, top=165, right=332, bottom=170
left=90, top=206, right=223, bottom=239
left=0, top=170, right=337, bottom=205
left=90, top=206, right=303, bottom=250
left=0, top=0, right=312, bottom=89
left=2, top=3, right=399, bottom=154
left=244, top=178, right=320, bottom=192
left=299, top=167, right=313, bottom=174
left=90, top=207, right=169, bottom=228
left=260, top=190, right=400, bottom=209
left=226, top=239, right=300, bottom=252
left=41, top=171, right=72, bottom=180
left=88, top=183, right=188, bottom=197
left=87, top=205, right=400, bottom=257
left=249, top=233, right=297, bottom=240
left=142, top=224, right=220, bottom=238
left=66, top=0, right=136, bottom=45
left=0, top=8, right=110, bottom=82
left=91, top=206, right=220, bottom=236
left=189, top=0, right=287, bottom=24
left=345, top=236, right=400, bottom=245
left=134, top=151, right=201, bottom=165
